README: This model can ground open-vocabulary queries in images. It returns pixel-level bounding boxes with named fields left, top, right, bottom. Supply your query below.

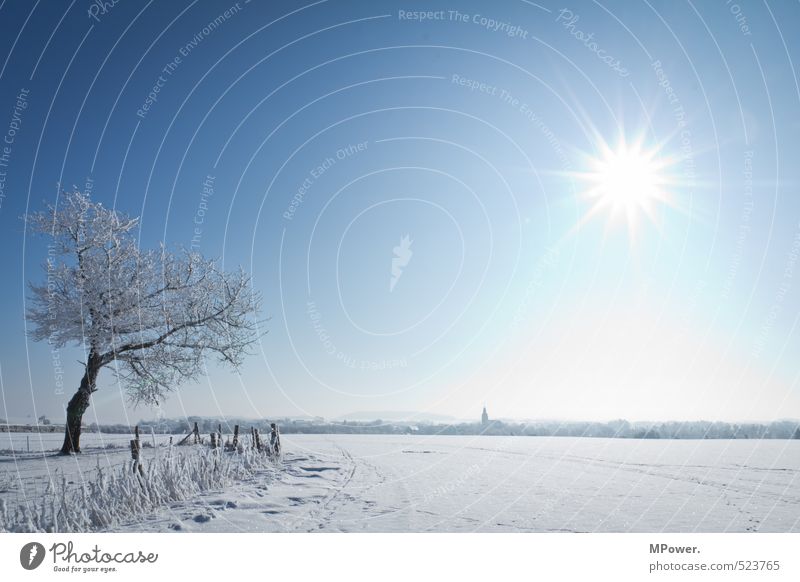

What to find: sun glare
left=575, top=137, right=676, bottom=239
left=596, top=149, right=659, bottom=209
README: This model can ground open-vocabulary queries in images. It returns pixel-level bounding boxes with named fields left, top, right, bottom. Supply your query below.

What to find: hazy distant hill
left=334, top=411, right=458, bottom=423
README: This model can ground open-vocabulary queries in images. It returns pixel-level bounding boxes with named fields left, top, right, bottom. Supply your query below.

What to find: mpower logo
left=20, top=542, right=46, bottom=570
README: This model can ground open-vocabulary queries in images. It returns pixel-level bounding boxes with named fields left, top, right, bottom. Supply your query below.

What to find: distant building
left=481, top=406, right=489, bottom=427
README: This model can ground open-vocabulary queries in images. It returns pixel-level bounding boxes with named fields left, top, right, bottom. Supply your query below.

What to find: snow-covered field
left=2, top=434, right=798, bottom=532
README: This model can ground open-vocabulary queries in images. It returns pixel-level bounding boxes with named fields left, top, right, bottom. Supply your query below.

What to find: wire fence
left=0, top=425, right=282, bottom=532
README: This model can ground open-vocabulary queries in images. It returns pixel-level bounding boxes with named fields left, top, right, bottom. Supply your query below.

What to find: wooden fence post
left=210, top=433, right=217, bottom=449
left=130, top=439, right=143, bottom=475
left=133, top=425, right=144, bottom=474
left=193, top=422, right=200, bottom=444
left=232, top=425, right=239, bottom=448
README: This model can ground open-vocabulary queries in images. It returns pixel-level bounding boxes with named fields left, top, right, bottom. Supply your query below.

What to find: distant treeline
left=439, top=419, right=800, bottom=439
left=0, top=424, right=62, bottom=433
left=95, top=417, right=800, bottom=439
left=4, top=417, right=799, bottom=439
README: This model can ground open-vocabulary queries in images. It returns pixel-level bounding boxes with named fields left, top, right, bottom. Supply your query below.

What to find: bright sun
left=576, top=137, right=675, bottom=238
left=596, top=149, right=659, bottom=209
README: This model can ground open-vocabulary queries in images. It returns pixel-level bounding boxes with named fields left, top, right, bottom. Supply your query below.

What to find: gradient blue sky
left=1, top=0, right=799, bottom=424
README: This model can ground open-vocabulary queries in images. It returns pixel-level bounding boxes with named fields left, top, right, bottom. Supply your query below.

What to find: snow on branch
left=26, top=191, right=263, bottom=406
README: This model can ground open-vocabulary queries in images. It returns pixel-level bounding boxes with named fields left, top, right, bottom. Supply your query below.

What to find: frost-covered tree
left=26, top=192, right=262, bottom=454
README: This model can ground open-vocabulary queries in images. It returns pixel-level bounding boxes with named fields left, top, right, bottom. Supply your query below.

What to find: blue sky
left=1, top=0, right=799, bottom=424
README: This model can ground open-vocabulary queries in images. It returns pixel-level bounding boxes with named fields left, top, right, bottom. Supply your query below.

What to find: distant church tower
left=481, top=405, right=489, bottom=427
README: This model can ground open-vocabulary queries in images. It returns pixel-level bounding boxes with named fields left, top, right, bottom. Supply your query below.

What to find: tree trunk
left=59, top=352, right=102, bottom=454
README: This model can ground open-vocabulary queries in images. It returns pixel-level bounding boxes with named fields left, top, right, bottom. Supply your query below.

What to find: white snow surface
left=2, top=434, right=798, bottom=532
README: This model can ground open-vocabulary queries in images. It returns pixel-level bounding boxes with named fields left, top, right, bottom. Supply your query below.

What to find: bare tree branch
left=26, top=191, right=264, bottom=413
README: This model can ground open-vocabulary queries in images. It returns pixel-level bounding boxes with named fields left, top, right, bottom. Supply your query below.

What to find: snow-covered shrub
left=0, top=445, right=278, bottom=533
left=0, top=471, right=14, bottom=493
